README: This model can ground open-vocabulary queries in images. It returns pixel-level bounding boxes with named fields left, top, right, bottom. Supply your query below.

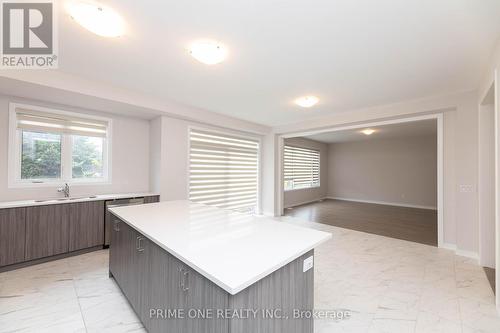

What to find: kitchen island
left=108, top=200, right=331, bottom=333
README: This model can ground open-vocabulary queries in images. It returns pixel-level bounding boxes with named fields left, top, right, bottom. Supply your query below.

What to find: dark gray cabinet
left=176, top=257, right=229, bottom=333
left=1, top=195, right=160, bottom=271
left=109, top=215, right=314, bottom=333
left=69, top=201, right=104, bottom=251
left=25, top=204, right=70, bottom=260
left=141, top=239, right=182, bottom=331
left=120, top=222, right=143, bottom=313
left=110, top=218, right=148, bottom=315
left=109, top=219, right=229, bottom=333
left=109, top=217, right=122, bottom=282
left=0, top=208, right=26, bottom=267
left=105, top=196, right=160, bottom=246
left=142, top=238, right=228, bottom=333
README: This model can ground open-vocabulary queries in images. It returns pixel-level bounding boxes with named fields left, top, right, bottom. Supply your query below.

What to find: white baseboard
left=327, top=196, right=437, bottom=210
left=261, top=211, right=276, bottom=217
left=284, top=197, right=327, bottom=209
left=441, top=243, right=457, bottom=251
left=441, top=243, right=478, bottom=261
left=455, top=249, right=479, bottom=261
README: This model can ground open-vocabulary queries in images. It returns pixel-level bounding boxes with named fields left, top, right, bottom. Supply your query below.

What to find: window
left=21, top=131, right=62, bottom=180
left=9, top=104, right=111, bottom=186
left=72, top=135, right=104, bottom=179
left=189, top=128, right=260, bottom=213
left=284, top=145, right=320, bottom=191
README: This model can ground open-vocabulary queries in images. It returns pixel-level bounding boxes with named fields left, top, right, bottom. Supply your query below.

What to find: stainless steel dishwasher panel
left=104, top=198, right=145, bottom=246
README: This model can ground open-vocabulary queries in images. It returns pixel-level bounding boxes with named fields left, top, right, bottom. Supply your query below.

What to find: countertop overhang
left=0, top=192, right=160, bottom=209
left=109, top=200, right=332, bottom=295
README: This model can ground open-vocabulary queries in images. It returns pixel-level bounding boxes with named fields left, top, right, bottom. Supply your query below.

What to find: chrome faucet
left=58, top=183, right=70, bottom=198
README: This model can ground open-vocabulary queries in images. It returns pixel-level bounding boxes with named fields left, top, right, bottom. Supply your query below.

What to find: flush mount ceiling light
left=67, top=1, right=126, bottom=37
left=189, top=40, right=228, bottom=65
left=361, top=128, right=376, bottom=135
left=294, top=96, right=319, bottom=108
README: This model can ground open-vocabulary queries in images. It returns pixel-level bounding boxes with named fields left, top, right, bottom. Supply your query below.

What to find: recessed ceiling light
left=67, top=1, right=126, bottom=37
left=361, top=129, right=376, bottom=135
left=189, top=40, right=228, bottom=65
left=295, top=96, right=319, bottom=108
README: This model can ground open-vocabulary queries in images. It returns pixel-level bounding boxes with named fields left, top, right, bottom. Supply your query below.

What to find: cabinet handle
left=179, top=267, right=185, bottom=290
left=136, top=236, right=145, bottom=252
left=183, top=270, right=190, bottom=291
left=178, top=267, right=189, bottom=292
left=113, top=220, right=120, bottom=231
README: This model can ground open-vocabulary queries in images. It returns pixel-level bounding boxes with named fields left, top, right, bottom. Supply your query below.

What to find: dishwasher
left=104, top=198, right=145, bottom=247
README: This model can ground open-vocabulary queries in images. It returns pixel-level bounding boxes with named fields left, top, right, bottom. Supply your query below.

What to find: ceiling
left=50, top=1, right=500, bottom=126
left=304, top=119, right=437, bottom=143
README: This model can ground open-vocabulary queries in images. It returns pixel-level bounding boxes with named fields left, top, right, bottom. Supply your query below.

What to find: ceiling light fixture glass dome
left=295, top=96, right=319, bottom=108
left=189, top=40, right=228, bottom=65
left=67, top=1, right=126, bottom=37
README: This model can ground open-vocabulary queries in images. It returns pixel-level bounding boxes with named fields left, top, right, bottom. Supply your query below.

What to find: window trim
left=187, top=125, right=262, bottom=214
left=283, top=144, right=320, bottom=192
left=8, top=103, right=113, bottom=188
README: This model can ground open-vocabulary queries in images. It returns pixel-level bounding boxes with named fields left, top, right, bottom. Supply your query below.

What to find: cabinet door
left=111, top=220, right=143, bottom=313
left=178, top=262, right=229, bottom=333
left=109, top=216, right=124, bottom=285
left=144, top=196, right=160, bottom=204
left=69, top=201, right=105, bottom=251
left=142, top=244, right=228, bottom=333
left=0, top=208, right=26, bottom=267
left=122, top=224, right=143, bottom=313
left=25, top=204, right=69, bottom=261
left=140, top=240, right=185, bottom=332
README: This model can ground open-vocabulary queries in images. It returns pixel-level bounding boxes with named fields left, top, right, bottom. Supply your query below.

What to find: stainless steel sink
left=69, top=196, right=97, bottom=200
left=34, top=196, right=97, bottom=203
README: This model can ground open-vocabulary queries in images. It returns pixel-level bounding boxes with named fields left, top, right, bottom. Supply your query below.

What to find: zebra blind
left=284, top=145, right=320, bottom=191
left=189, top=129, right=259, bottom=213
left=15, top=108, right=108, bottom=138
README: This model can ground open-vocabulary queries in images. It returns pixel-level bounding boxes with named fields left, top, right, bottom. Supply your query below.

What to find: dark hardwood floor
left=285, top=199, right=438, bottom=246
left=484, top=267, right=496, bottom=294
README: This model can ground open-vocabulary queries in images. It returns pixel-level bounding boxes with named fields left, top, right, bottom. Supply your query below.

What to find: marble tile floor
left=0, top=217, right=498, bottom=333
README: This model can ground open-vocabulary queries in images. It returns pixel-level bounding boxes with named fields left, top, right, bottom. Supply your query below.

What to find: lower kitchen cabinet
left=69, top=201, right=105, bottom=251
left=1, top=195, right=159, bottom=270
left=109, top=216, right=124, bottom=285
left=173, top=253, right=229, bottom=333
left=110, top=218, right=142, bottom=309
left=25, top=205, right=70, bottom=260
left=0, top=208, right=26, bottom=267
left=110, top=219, right=228, bottom=333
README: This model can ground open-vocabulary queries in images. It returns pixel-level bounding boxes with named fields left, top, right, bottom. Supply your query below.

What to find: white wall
left=478, top=38, right=500, bottom=309
left=283, top=137, right=328, bottom=208
left=261, top=133, right=280, bottom=216
left=150, top=116, right=265, bottom=209
left=275, top=90, right=478, bottom=256
left=149, top=117, right=163, bottom=194
left=479, top=104, right=495, bottom=268
left=0, top=95, right=151, bottom=201
left=327, top=135, right=437, bottom=209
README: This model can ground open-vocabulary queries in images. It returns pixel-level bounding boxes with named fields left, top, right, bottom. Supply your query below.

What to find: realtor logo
left=1, top=0, right=58, bottom=68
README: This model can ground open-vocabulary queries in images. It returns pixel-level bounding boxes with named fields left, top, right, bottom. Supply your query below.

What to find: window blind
left=189, top=129, right=259, bottom=213
left=284, top=145, right=320, bottom=190
left=16, top=108, right=108, bottom=138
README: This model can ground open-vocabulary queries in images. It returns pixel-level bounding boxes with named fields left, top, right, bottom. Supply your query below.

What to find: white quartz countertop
left=0, top=192, right=159, bottom=209
left=109, top=200, right=331, bottom=295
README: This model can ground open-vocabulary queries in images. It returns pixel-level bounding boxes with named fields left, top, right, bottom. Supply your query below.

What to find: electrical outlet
left=459, top=185, right=474, bottom=193
left=303, top=256, right=314, bottom=272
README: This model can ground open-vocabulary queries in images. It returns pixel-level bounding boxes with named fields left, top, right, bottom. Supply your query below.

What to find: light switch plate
left=303, top=256, right=314, bottom=272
